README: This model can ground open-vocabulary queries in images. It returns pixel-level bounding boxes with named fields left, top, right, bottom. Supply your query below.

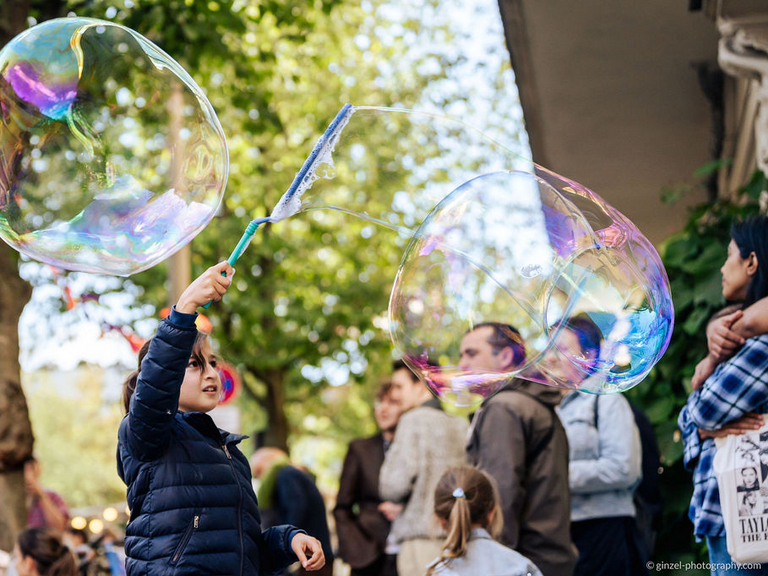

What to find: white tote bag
left=714, top=415, right=768, bottom=564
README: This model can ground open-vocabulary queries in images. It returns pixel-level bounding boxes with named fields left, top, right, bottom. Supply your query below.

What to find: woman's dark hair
left=563, top=314, right=602, bottom=360
left=731, top=216, right=768, bottom=306
left=426, top=467, right=502, bottom=576
left=18, top=527, right=77, bottom=576
left=122, top=332, right=210, bottom=413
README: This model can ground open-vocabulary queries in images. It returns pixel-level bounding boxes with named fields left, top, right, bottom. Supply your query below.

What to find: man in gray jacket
left=379, top=360, right=468, bottom=576
left=462, top=323, right=578, bottom=576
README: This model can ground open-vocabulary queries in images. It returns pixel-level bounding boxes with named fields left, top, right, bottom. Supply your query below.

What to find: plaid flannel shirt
left=678, top=334, right=768, bottom=540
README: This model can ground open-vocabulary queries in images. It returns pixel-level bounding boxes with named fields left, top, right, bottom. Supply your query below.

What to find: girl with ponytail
left=14, top=527, right=77, bottom=576
left=426, top=467, right=542, bottom=576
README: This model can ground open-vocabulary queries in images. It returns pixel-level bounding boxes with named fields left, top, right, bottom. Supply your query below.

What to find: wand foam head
left=269, top=103, right=355, bottom=223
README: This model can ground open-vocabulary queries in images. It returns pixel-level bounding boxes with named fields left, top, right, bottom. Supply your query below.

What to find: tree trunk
left=263, top=369, right=289, bottom=452
left=0, top=246, right=33, bottom=551
left=0, top=0, right=38, bottom=551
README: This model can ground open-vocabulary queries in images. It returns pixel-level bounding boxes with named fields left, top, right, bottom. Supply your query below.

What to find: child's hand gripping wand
left=201, top=216, right=271, bottom=309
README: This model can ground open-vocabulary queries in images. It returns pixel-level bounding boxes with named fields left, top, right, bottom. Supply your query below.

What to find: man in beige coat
left=379, top=361, right=468, bottom=576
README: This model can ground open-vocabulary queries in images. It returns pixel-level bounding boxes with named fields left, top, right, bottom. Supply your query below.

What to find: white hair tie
left=452, top=488, right=466, bottom=499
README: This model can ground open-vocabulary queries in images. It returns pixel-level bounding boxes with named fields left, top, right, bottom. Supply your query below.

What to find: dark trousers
left=572, top=516, right=648, bottom=576
left=351, top=554, right=398, bottom=576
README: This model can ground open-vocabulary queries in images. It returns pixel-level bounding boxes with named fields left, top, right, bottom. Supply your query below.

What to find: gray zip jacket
left=429, top=528, right=543, bottom=576
left=557, top=391, right=642, bottom=522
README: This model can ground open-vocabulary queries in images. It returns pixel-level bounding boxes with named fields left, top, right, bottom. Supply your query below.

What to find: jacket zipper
left=222, top=442, right=244, bottom=576
left=170, top=513, right=199, bottom=564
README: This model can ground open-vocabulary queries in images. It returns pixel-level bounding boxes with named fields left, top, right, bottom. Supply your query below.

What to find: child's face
left=178, top=338, right=221, bottom=413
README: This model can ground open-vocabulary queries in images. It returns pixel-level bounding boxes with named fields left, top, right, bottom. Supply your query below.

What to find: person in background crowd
left=61, top=530, right=92, bottom=576
left=251, top=447, right=334, bottom=576
left=13, top=527, right=77, bottom=576
left=24, top=458, right=69, bottom=533
left=553, top=316, right=646, bottom=576
left=626, top=401, right=663, bottom=560
left=335, top=381, right=402, bottom=576
left=679, top=216, right=768, bottom=575
left=425, top=466, right=542, bottom=576
left=379, top=361, right=468, bottom=576
left=462, top=323, right=577, bottom=576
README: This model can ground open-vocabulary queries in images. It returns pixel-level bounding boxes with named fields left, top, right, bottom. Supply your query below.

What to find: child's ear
left=21, top=554, right=36, bottom=576
left=436, top=514, right=448, bottom=531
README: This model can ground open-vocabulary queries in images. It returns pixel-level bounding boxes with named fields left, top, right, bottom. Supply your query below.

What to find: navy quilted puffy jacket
left=117, top=310, right=302, bottom=575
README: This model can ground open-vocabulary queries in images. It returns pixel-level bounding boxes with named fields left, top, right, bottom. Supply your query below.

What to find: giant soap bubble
left=389, top=169, right=673, bottom=404
left=276, top=106, right=673, bottom=403
left=0, top=18, right=227, bottom=275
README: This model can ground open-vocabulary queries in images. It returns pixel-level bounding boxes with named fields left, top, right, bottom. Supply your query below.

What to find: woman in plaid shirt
left=679, top=216, right=768, bottom=575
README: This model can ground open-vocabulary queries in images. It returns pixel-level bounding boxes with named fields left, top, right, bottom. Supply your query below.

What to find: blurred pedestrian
left=251, top=448, right=334, bottom=576
left=379, top=361, right=468, bottom=576
left=335, top=381, right=401, bottom=576
left=553, top=316, right=646, bottom=576
left=13, top=527, right=77, bottom=576
left=24, top=458, right=69, bottom=533
left=462, top=323, right=577, bottom=576
left=425, top=467, right=542, bottom=576
left=61, top=529, right=92, bottom=576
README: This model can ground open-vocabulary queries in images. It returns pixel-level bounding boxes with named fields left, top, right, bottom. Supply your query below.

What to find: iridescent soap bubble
left=281, top=106, right=673, bottom=404
left=0, top=18, right=227, bottom=275
left=389, top=169, right=673, bottom=405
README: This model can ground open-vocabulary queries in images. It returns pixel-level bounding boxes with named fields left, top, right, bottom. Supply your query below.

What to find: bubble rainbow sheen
left=0, top=18, right=228, bottom=276
left=389, top=168, right=674, bottom=405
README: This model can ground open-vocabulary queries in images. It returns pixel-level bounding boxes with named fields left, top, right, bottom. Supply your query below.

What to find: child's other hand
left=290, top=533, right=325, bottom=571
left=176, top=262, right=235, bottom=313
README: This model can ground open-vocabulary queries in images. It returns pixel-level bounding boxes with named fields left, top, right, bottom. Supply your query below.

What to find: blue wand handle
left=202, top=217, right=270, bottom=309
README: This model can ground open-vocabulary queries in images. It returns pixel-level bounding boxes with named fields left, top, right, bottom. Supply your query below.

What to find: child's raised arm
left=122, top=262, right=233, bottom=461
left=176, top=261, right=235, bottom=314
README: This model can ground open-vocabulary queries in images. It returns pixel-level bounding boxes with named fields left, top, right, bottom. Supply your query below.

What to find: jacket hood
left=504, top=378, right=564, bottom=408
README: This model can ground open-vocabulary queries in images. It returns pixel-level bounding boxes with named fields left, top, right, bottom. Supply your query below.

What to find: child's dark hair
left=18, top=527, right=77, bottom=576
left=122, top=332, right=210, bottom=413
left=426, top=467, right=502, bottom=576
left=731, top=216, right=768, bottom=306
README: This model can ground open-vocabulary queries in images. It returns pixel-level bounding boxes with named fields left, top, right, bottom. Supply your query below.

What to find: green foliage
left=627, top=169, right=768, bottom=568
left=24, top=367, right=126, bottom=508
left=38, top=0, right=512, bottom=459
left=17, top=0, right=523, bottom=501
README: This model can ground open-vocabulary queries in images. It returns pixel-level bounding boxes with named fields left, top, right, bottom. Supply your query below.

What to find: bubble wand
left=203, top=103, right=355, bottom=308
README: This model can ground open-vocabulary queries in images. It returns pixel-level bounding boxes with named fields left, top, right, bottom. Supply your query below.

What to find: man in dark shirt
left=251, top=448, right=334, bottom=576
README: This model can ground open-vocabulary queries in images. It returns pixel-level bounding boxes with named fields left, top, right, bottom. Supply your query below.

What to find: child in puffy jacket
left=117, top=262, right=325, bottom=576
